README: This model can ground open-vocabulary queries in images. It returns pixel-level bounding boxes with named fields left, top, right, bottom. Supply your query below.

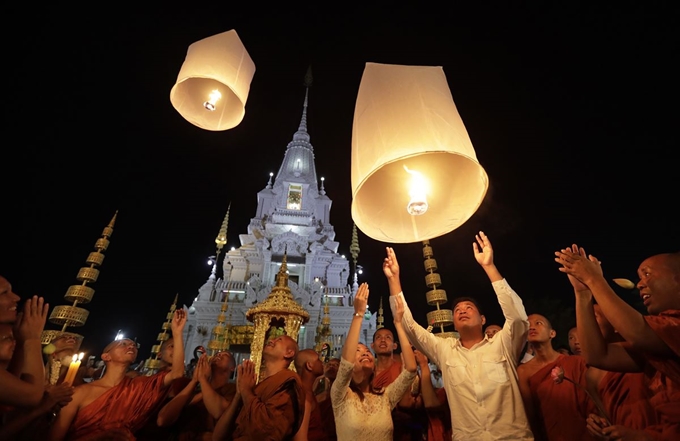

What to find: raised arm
left=212, top=363, right=245, bottom=441
left=563, top=245, right=644, bottom=371
left=413, top=351, right=442, bottom=409
left=384, top=247, right=442, bottom=365
left=1, top=296, right=49, bottom=407
left=473, top=231, right=503, bottom=283
left=165, top=307, right=187, bottom=386
left=474, top=232, right=528, bottom=360
left=342, top=283, right=369, bottom=363
left=197, top=355, right=231, bottom=419
left=393, top=296, right=416, bottom=373
left=157, top=364, right=199, bottom=427
left=555, top=245, right=673, bottom=357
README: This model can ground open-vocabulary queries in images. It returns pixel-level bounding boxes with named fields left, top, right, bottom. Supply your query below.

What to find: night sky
left=4, top=4, right=678, bottom=358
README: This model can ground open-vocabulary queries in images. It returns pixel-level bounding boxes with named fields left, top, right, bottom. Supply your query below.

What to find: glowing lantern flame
left=404, top=165, right=428, bottom=215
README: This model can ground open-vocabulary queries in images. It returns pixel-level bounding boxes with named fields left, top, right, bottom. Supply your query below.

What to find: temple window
left=287, top=184, right=302, bottom=210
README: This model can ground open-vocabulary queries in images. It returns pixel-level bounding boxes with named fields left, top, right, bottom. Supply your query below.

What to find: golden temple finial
left=377, top=297, right=385, bottom=329
left=276, top=250, right=289, bottom=288
left=41, top=211, right=119, bottom=347
left=143, top=294, right=178, bottom=375
left=209, top=282, right=231, bottom=355
left=422, top=240, right=455, bottom=338
left=246, top=250, right=310, bottom=382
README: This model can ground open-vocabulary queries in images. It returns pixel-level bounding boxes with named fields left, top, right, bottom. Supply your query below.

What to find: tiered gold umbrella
left=376, top=297, right=385, bottom=330
left=142, top=294, right=178, bottom=375
left=41, top=212, right=118, bottom=347
left=246, top=253, right=310, bottom=381
left=422, top=240, right=455, bottom=338
left=314, top=293, right=332, bottom=362
left=208, top=288, right=230, bottom=355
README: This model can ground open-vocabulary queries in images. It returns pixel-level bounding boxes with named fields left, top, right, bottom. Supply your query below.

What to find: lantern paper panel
left=351, top=62, right=489, bottom=243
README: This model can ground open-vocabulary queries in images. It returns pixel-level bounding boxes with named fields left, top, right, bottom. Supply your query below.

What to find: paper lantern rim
left=351, top=151, right=489, bottom=243
left=351, top=150, right=483, bottom=198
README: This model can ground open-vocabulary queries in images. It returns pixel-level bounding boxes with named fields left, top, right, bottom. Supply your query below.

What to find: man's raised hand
left=383, top=247, right=400, bottom=279
left=473, top=231, right=494, bottom=267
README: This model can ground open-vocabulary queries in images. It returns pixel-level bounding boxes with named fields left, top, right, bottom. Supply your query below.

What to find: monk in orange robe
left=232, top=365, right=305, bottom=440
left=642, top=311, right=680, bottom=439
left=293, top=348, right=329, bottom=441
left=556, top=247, right=680, bottom=440
left=64, top=371, right=171, bottom=440
left=528, top=354, right=595, bottom=441
left=213, top=335, right=305, bottom=441
left=48, top=309, right=188, bottom=441
left=585, top=304, right=657, bottom=432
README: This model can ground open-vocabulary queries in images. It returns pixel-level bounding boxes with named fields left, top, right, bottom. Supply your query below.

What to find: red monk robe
left=317, top=396, right=336, bottom=441
left=66, top=371, right=170, bottom=441
left=598, top=371, right=656, bottom=430
left=232, top=369, right=305, bottom=441
left=307, top=401, right=331, bottom=441
left=641, top=311, right=680, bottom=440
left=136, top=376, right=192, bottom=441
left=426, top=387, right=452, bottom=441
left=528, top=354, right=596, bottom=441
left=173, top=382, right=237, bottom=441
left=372, top=359, right=402, bottom=389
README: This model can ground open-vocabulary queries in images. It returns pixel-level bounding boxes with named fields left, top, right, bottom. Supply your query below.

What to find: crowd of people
left=1, top=231, right=678, bottom=440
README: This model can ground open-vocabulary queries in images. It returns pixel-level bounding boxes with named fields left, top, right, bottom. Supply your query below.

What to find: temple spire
left=293, top=86, right=310, bottom=142
left=319, top=176, right=326, bottom=196
left=210, top=204, right=230, bottom=301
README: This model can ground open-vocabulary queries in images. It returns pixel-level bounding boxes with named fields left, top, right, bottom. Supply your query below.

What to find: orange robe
left=135, top=376, right=192, bottom=440
left=642, top=311, right=680, bottom=440
left=232, top=369, right=305, bottom=441
left=426, top=387, right=452, bottom=441
left=598, top=371, right=656, bottom=430
left=66, top=371, right=170, bottom=441
left=528, top=355, right=595, bottom=441
left=372, top=359, right=403, bottom=389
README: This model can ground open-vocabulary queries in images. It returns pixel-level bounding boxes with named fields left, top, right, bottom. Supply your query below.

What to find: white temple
left=183, top=85, right=376, bottom=365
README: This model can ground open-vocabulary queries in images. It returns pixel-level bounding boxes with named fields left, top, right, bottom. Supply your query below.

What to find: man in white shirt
left=383, top=231, right=533, bottom=441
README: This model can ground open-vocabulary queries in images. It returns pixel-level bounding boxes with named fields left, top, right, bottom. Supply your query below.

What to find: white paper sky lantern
left=170, top=30, right=256, bottom=131
left=351, top=62, right=489, bottom=243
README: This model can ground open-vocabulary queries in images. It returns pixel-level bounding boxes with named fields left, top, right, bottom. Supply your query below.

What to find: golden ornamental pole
left=422, top=240, right=455, bottom=338
left=42, top=211, right=118, bottom=346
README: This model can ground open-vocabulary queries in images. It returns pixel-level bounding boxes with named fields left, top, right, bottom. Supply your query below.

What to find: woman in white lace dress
left=330, top=282, right=417, bottom=441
